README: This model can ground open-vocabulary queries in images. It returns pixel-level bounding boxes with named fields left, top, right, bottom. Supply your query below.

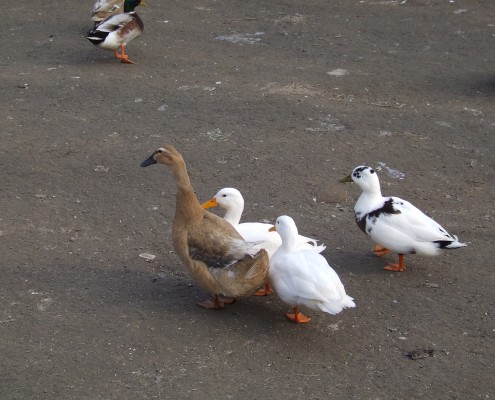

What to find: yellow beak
left=201, top=198, right=219, bottom=209
left=268, top=225, right=276, bottom=232
left=339, top=174, right=353, bottom=183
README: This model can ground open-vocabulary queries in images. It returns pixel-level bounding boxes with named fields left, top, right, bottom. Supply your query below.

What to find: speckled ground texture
left=1, top=0, right=494, bottom=399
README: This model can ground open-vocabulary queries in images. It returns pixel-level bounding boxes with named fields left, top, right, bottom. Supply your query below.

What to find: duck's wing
left=187, top=212, right=260, bottom=268
left=369, top=196, right=459, bottom=243
left=211, top=249, right=270, bottom=297
left=272, top=251, right=344, bottom=303
left=91, top=13, right=135, bottom=34
left=236, top=222, right=282, bottom=254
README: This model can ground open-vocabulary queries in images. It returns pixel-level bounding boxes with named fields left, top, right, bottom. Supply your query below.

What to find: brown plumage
left=86, top=0, right=144, bottom=64
left=140, top=144, right=269, bottom=309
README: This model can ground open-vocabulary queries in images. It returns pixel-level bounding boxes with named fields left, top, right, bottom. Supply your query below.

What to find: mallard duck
left=91, top=0, right=124, bottom=26
left=202, top=187, right=326, bottom=295
left=340, top=166, right=467, bottom=271
left=140, top=145, right=269, bottom=309
left=87, top=0, right=144, bottom=64
left=268, top=216, right=355, bottom=324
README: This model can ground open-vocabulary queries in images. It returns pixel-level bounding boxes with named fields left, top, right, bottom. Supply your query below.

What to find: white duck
left=340, top=166, right=467, bottom=271
left=269, top=216, right=355, bottom=324
left=202, top=188, right=326, bottom=295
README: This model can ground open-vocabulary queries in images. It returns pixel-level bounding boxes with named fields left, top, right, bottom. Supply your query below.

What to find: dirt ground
left=1, top=0, right=494, bottom=398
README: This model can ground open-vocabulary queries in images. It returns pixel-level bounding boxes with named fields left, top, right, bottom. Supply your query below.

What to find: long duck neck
left=170, top=159, right=202, bottom=220
left=355, top=181, right=383, bottom=214
left=280, top=226, right=300, bottom=253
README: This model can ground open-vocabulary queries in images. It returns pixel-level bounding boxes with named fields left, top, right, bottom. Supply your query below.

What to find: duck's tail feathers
left=228, top=239, right=264, bottom=258
left=437, top=235, right=467, bottom=250
left=312, top=243, right=326, bottom=254
left=244, top=249, right=270, bottom=281
left=87, top=29, right=109, bottom=44
left=298, top=237, right=326, bottom=254
left=245, top=240, right=265, bottom=257
left=339, top=295, right=356, bottom=310
left=318, top=295, right=356, bottom=315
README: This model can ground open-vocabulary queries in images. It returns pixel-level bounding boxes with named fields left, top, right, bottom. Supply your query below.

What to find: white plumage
left=269, top=216, right=355, bottom=323
left=202, top=188, right=325, bottom=257
left=341, top=166, right=466, bottom=271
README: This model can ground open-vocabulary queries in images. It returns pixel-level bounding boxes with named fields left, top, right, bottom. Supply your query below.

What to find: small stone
left=327, top=69, right=349, bottom=77
left=139, top=253, right=156, bottom=262
left=405, top=348, right=435, bottom=360
left=94, top=165, right=109, bottom=173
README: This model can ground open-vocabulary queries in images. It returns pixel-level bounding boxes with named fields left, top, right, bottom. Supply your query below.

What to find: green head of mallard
left=124, top=0, right=145, bottom=13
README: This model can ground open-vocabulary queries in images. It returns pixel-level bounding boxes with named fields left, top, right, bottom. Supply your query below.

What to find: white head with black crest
left=340, top=166, right=381, bottom=195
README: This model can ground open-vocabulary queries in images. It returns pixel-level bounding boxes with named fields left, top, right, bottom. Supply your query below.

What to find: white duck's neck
left=223, top=207, right=242, bottom=227
left=355, top=182, right=383, bottom=213
left=280, top=227, right=300, bottom=252
left=222, top=197, right=244, bottom=226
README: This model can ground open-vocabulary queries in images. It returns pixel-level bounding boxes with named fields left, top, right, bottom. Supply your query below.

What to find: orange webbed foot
left=218, top=296, right=236, bottom=305
left=373, top=244, right=390, bottom=257
left=383, top=264, right=406, bottom=272
left=383, top=254, right=406, bottom=272
left=254, top=282, right=273, bottom=296
left=196, top=298, right=224, bottom=309
left=196, top=295, right=234, bottom=309
left=115, top=45, right=134, bottom=64
left=286, top=307, right=311, bottom=324
left=120, top=56, right=135, bottom=64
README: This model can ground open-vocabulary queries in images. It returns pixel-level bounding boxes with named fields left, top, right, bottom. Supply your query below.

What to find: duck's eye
left=222, top=194, right=227, bottom=197
left=370, top=169, right=375, bottom=174
left=158, top=149, right=163, bottom=153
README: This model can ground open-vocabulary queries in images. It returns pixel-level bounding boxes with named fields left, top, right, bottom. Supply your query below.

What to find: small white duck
left=340, top=166, right=467, bottom=271
left=269, top=215, right=355, bottom=324
left=202, top=188, right=326, bottom=295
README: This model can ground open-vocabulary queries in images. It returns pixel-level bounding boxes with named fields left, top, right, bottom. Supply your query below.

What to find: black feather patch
left=87, top=29, right=109, bottom=44
left=356, top=198, right=401, bottom=234
left=433, top=240, right=454, bottom=249
left=353, top=166, right=374, bottom=180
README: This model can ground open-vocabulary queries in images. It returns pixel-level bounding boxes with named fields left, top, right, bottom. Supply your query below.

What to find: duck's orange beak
left=201, top=198, right=219, bottom=209
left=268, top=225, right=276, bottom=232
